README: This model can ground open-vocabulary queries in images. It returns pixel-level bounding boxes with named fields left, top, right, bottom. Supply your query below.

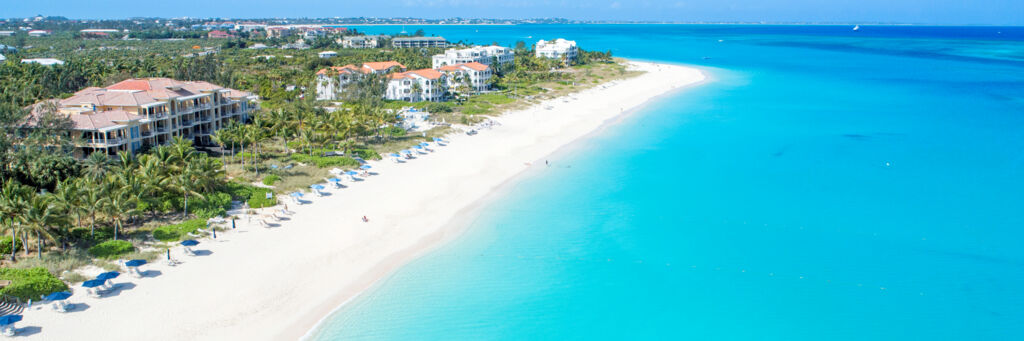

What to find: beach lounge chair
left=259, top=219, right=273, bottom=228
left=1, top=325, right=14, bottom=337
left=130, top=267, right=143, bottom=278
left=313, top=190, right=323, bottom=197
left=52, top=301, right=69, bottom=313
left=87, top=288, right=102, bottom=298
left=184, top=247, right=197, bottom=257
left=166, top=258, right=180, bottom=267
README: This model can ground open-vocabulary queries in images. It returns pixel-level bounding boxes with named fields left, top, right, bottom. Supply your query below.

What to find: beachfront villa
left=386, top=69, right=447, bottom=102
left=318, top=51, right=338, bottom=58
left=315, top=61, right=408, bottom=100
left=341, top=35, right=385, bottom=49
left=27, top=29, right=51, bottom=37
left=431, top=45, right=514, bottom=69
left=392, top=37, right=449, bottom=48
left=536, top=38, right=578, bottom=62
left=439, top=62, right=493, bottom=93
left=23, top=78, right=258, bottom=158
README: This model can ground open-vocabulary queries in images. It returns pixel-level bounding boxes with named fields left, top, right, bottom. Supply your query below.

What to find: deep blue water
left=309, top=25, right=1024, bottom=340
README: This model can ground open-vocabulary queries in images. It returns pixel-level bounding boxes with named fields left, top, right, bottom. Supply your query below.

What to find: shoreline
left=19, top=60, right=706, bottom=341
left=301, top=65, right=711, bottom=339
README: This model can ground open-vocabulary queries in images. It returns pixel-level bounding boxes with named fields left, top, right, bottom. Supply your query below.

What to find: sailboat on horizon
left=853, top=25, right=861, bottom=31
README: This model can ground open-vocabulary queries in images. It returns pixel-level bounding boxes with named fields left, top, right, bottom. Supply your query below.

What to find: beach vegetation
left=262, top=174, right=281, bottom=186
left=87, top=240, right=136, bottom=259
left=0, top=267, right=69, bottom=301
left=152, top=218, right=207, bottom=242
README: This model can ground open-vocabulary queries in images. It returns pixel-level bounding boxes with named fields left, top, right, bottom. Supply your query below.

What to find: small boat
left=853, top=25, right=861, bottom=31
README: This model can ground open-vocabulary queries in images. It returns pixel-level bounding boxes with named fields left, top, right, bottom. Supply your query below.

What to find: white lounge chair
left=166, top=258, right=181, bottom=267
left=52, top=300, right=69, bottom=313
left=1, top=325, right=15, bottom=337
left=87, top=288, right=101, bottom=298
left=259, top=219, right=273, bottom=228
left=184, top=247, right=197, bottom=256
left=130, top=267, right=143, bottom=278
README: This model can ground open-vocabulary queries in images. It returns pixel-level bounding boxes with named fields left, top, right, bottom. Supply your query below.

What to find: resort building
left=265, top=26, right=293, bottom=38
left=392, top=37, right=448, bottom=48
left=431, top=45, right=514, bottom=69
left=439, top=62, right=492, bottom=94
left=207, top=30, right=236, bottom=39
left=315, top=61, right=407, bottom=100
left=318, top=51, right=338, bottom=59
left=535, top=38, right=578, bottom=62
left=23, top=78, right=258, bottom=158
left=341, top=35, right=383, bottom=49
left=27, top=30, right=51, bottom=37
left=386, top=69, right=447, bottom=102
left=21, top=58, right=64, bottom=66
left=0, top=31, right=15, bottom=37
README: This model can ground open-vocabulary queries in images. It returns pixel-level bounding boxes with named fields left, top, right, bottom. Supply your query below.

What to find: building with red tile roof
left=438, top=62, right=493, bottom=93
left=25, top=78, right=258, bottom=158
left=385, top=69, right=448, bottom=102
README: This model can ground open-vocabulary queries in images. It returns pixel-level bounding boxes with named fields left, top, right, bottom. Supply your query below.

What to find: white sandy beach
left=19, top=61, right=705, bottom=340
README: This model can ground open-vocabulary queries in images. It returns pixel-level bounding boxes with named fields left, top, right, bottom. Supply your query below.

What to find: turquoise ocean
left=309, top=25, right=1024, bottom=340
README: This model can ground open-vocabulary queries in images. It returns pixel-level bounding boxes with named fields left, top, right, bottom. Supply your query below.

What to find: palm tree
left=0, top=181, right=30, bottom=261
left=100, top=189, right=135, bottom=241
left=82, top=151, right=111, bottom=181
left=18, top=194, right=63, bottom=259
left=167, top=163, right=204, bottom=219
left=51, top=179, right=83, bottom=250
left=79, top=180, right=106, bottom=238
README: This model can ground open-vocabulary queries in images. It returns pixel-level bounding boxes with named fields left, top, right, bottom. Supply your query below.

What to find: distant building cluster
left=391, top=37, right=449, bottom=48
left=316, top=44, right=509, bottom=102
left=24, top=78, right=258, bottom=158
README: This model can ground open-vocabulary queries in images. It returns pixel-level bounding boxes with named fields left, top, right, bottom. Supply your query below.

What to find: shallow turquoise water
left=310, top=25, right=1024, bottom=340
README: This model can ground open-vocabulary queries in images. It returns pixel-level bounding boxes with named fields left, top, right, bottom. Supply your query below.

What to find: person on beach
left=362, top=216, right=369, bottom=223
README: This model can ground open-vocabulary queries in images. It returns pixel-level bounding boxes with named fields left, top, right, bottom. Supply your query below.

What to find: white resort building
left=24, top=78, right=258, bottom=158
left=341, top=35, right=384, bottom=49
left=318, top=51, right=338, bottom=59
left=315, top=61, right=408, bottom=100
left=386, top=69, right=447, bottom=102
left=392, top=37, right=448, bottom=48
left=431, top=45, right=514, bottom=69
left=536, top=38, right=578, bottom=62
left=438, top=62, right=492, bottom=94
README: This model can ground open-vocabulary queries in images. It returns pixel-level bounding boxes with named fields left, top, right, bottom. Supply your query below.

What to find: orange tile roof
left=362, top=61, right=406, bottom=72
left=316, top=64, right=363, bottom=75
left=439, top=62, right=489, bottom=72
left=390, top=68, right=443, bottom=80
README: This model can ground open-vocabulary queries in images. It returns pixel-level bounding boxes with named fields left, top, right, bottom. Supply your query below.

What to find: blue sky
left=6, top=0, right=1023, bottom=25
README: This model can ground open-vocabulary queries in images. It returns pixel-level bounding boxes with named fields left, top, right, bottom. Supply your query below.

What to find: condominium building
left=438, top=62, right=492, bottom=94
left=392, top=37, right=448, bottom=48
left=535, top=38, right=578, bottom=61
left=24, top=78, right=258, bottom=158
left=315, top=61, right=407, bottom=100
left=341, top=35, right=384, bottom=49
left=386, top=69, right=447, bottom=102
left=431, top=45, right=514, bottom=69
left=27, top=30, right=51, bottom=37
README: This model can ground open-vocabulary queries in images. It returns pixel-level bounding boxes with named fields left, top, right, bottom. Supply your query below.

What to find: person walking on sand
left=362, top=216, right=369, bottom=223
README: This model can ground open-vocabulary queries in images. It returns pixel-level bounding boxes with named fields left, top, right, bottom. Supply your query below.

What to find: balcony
left=156, top=127, right=168, bottom=133
left=87, top=137, right=126, bottom=146
left=141, top=130, right=153, bottom=137
left=181, top=120, right=194, bottom=126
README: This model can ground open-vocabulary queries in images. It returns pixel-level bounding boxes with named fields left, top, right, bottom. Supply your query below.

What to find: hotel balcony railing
left=198, top=116, right=212, bottom=122
left=155, top=127, right=168, bottom=133
left=88, top=137, right=126, bottom=146
left=181, top=120, right=194, bottom=126
left=141, top=130, right=153, bottom=137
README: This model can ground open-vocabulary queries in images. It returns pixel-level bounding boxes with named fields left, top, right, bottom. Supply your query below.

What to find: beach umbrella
left=310, top=184, right=325, bottom=190
left=44, top=292, right=71, bottom=301
left=389, top=153, right=401, bottom=158
left=270, top=164, right=279, bottom=169
left=433, top=137, right=443, bottom=142
left=327, top=178, right=342, bottom=183
left=345, top=171, right=358, bottom=176
left=0, top=315, right=21, bottom=325
left=81, top=279, right=105, bottom=288
left=181, top=239, right=200, bottom=247
left=96, top=271, right=120, bottom=281
left=419, top=142, right=430, bottom=146
left=360, top=165, right=372, bottom=170
left=414, top=145, right=423, bottom=149
left=124, top=259, right=146, bottom=267
left=289, top=192, right=304, bottom=198
left=400, top=150, right=412, bottom=155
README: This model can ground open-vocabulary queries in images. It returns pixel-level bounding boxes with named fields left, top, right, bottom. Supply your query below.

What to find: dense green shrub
left=351, top=148, right=381, bottom=160
left=152, top=218, right=206, bottom=242
left=0, top=267, right=69, bottom=301
left=424, top=102, right=454, bottom=113
left=189, top=192, right=232, bottom=219
left=0, top=236, right=22, bottom=255
left=224, top=182, right=277, bottom=209
left=87, top=240, right=135, bottom=259
left=70, top=227, right=114, bottom=244
left=290, top=154, right=361, bottom=168
left=383, top=126, right=406, bottom=137
left=262, top=174, right=281, bottom=186
left=247, top=188, right=277, bottom=208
